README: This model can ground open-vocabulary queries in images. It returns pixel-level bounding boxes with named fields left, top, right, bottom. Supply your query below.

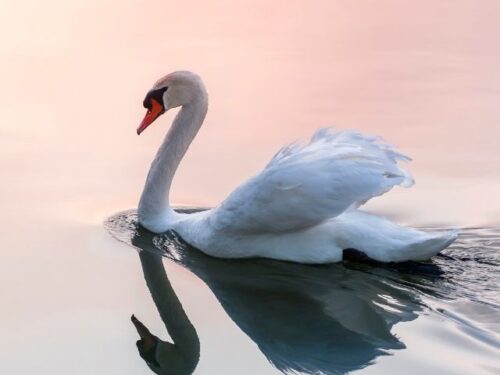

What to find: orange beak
left=137, top=99, right=164, bottom=135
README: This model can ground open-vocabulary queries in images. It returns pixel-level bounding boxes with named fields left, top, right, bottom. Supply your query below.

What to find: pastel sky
left=1, top=0, right=500, bottom=225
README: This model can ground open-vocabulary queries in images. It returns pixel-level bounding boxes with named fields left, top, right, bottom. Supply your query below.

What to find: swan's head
left=137, top=71, right=206, bottom=135
left=131, top=314, right=199, bottom=374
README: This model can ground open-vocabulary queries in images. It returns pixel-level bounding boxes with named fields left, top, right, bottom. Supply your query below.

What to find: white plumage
left=210, top=128, right=414, bottom=233
left=136, top=71, right=458, bottom=264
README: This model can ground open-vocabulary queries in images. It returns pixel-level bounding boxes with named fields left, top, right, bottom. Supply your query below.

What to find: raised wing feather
left=208, top=128, right=414, bottom=233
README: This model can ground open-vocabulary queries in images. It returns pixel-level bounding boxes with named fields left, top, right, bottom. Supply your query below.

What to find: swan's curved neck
left=138, top=95, right=208, bottom=231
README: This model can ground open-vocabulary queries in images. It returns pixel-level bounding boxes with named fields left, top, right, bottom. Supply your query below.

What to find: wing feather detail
left=208, top=128, right=414, bottom=233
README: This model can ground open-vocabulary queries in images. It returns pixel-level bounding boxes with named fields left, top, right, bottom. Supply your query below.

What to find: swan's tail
left=404, top=229, right=459, bottom=261
left=333, top=211, right=459, bottom=262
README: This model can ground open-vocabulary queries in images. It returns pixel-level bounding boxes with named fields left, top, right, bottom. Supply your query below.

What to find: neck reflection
left=132, top=230, right=200, bottom=375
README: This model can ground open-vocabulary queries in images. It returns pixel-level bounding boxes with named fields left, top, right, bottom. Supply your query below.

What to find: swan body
left=136, top=71, right=457, bottom=263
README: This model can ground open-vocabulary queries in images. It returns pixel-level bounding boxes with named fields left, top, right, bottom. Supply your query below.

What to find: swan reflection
left=115, top=211, right=425, bottom=374
left=131, top=247, right=200, bottom=374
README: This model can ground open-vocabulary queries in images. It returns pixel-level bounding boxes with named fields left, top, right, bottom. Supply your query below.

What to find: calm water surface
left=104, top=210, right=500, bottom=375
left=1, top=1, right=500, bottom=374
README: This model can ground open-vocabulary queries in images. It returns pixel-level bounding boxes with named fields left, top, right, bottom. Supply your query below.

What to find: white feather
left=209, top=128, right=414, bottom=233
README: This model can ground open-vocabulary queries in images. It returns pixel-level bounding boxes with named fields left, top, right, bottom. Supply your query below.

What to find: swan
left=136, top=71, right=457, bottom=263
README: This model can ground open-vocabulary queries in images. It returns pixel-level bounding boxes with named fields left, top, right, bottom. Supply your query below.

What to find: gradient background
left=2, top=0, right=500, bottom=226
left=1, top=1, right=500, bottom=373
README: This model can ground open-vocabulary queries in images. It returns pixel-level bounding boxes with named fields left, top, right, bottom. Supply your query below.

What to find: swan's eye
left=143, top=86, right=168, bottom=109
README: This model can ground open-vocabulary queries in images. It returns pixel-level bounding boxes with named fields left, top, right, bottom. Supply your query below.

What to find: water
left=103, top=210, right=500, bottom=375
left=1, top=0, right=500, bottom=374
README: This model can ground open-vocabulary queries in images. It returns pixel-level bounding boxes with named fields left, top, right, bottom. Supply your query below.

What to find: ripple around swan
left=105, top=209, right=500, bottom=374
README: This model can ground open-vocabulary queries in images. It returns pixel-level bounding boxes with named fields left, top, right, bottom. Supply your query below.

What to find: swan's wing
left=209, top=128, right=414, bottom=233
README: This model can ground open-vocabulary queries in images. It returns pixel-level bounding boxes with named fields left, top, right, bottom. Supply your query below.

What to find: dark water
left=105, top=209, right=500, bottom=375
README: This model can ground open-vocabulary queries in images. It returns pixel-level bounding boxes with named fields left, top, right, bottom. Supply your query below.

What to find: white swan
left=136, top=71, right=457, bottom=263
